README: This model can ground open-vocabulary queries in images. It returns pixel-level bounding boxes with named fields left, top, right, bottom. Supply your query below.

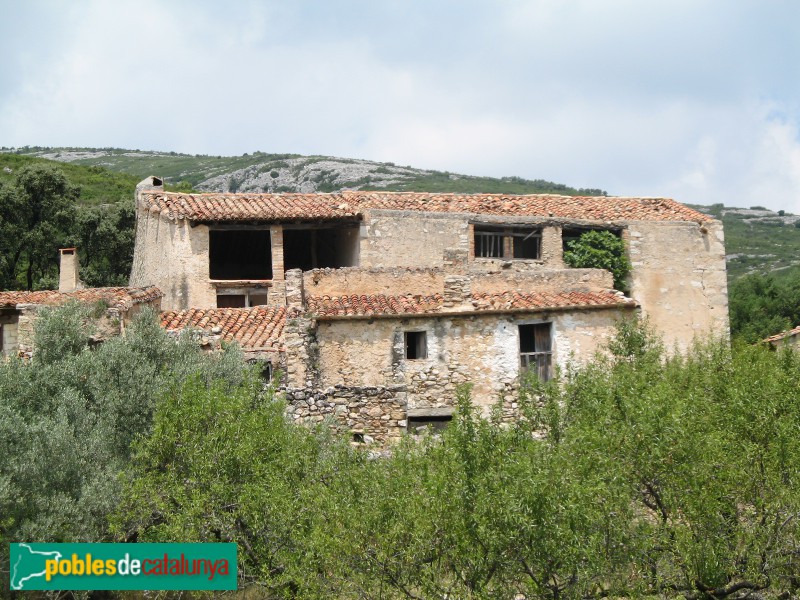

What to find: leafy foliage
left=0, top=164, right=78, bottom=290
left=563, top=229, right=631, bottom=291
left=111, top=319, right=800, bottom=599
left=0, top=161, right=137, bottom=290
left=728, top=273, right=800, bottom=342
left=0, top=307, right=251, bottom=590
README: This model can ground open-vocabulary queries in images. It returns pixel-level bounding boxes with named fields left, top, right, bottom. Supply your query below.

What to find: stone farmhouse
left=127, top=176, right=728, bottom=443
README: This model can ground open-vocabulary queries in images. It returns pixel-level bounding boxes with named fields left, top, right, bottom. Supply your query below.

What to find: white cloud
left=1, top=0, right=799, bottom=211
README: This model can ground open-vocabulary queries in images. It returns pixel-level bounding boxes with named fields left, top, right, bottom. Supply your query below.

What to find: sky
left=1, top=0, right=799, bottom=211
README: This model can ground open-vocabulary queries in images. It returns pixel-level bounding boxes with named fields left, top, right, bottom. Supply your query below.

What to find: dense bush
left=0, top=305, right=251, bottom=590
left=728, top=273, right=800, bottom=342
left=113, top=318, right=800, bottom=599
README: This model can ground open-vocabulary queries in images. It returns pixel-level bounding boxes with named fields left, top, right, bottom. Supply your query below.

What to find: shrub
left=563, top=229, right=631, bottom=291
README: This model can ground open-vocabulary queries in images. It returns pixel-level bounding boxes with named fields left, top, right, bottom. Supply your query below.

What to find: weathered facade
left=0, top=286, right=163, bottom=358
left=129, top=177, right=728, bottom=443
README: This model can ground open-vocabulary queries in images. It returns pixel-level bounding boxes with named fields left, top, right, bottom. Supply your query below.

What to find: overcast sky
left=1, top=1, right=799, bottom=210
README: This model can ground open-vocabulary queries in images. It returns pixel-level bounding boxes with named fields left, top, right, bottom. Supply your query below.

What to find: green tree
left=73, top=202, right=136, bottom=286
left=0, top=306, right=251, bottom=591
left=728, top=273, right=800, bottom=342
left=563, top=230, right=631, bottom=291
left=0, top=164, right=78, bottom=290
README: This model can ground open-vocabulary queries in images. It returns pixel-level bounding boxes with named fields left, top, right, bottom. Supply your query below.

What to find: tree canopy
left=0, top=164, right=78, bottom=289
left=563, top=229, right=631, bottom=291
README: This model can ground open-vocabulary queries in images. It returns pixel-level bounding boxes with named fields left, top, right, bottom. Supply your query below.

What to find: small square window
left=405, top=331, right=427, bottom=360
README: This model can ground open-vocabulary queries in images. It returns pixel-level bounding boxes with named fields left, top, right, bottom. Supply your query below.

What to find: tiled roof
left=0, top=286, right=163, bottom=311
left=307, top=290, right=636, bottom=319
left=160, top=306, right=285, bottom=351
left=139, top=190, right=710, bottom=223
left=763, top=325, right=800, bottom=344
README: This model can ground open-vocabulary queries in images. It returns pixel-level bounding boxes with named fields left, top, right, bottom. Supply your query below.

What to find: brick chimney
left=58, top=248, right=81, bottom=293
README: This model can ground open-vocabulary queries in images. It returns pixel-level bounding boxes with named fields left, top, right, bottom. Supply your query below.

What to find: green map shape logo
left=10, top=543, right=63, bottom=590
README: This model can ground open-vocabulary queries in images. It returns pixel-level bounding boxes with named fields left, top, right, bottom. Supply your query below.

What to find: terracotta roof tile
left=307, top=290, right=636, bottom=319
left=763, top=325, right=800, bottom=344
left=139, top=190, right=710, bottom=223
left=0, top=286, right=163, bottom=311
left=159, top=306, right=285, bottom=351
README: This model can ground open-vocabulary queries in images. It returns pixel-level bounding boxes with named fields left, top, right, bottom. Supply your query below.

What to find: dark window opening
left=474, top=226, right=541, bottom=260
left=217, top=294, right=246, bottom=308
left=249, top=292, right=269, bottom=306
left=261, top=362, right=273, bottom=382
left=216, top=289, right=269, bottom=308
left=408, top=415, right=452, bottom=433
left=519, top=323, right=553, bottom=381
left=283, top=226, right=359, bottom=272
left=405, top=331, right=427, bottom=359
left=512, top=230, right=541, bottom=259
left=209, top=230, right=272, bottom=280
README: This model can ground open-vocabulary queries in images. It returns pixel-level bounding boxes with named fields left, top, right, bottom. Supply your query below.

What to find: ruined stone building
left=126, top=176, right=728, bottom=443
left=0, top=248, right=163, bottom=358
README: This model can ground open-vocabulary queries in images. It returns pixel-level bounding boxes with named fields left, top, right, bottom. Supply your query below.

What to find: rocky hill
left=4, top=147, right=606, bottom=196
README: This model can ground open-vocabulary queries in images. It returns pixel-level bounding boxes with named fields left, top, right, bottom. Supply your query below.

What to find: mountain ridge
left=3, top=146, right=607, bottom=196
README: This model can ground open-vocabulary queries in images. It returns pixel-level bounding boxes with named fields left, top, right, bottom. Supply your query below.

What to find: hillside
left=4, top=147, right=800, bottom=285
left=5, top=146, right=607, bottom=196
left=690, top=203, right=800, bottom=282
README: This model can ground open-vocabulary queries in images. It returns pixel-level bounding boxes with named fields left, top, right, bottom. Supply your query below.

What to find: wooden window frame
left=474, top=226, right=542, bottom=260
left=519, top=322, right=553, bottom=381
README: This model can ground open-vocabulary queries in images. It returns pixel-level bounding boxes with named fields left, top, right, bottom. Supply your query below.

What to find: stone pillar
left=442, top=247, right=469, bottom=274
left=270, top=225, right=285, bottom=280
left=283, top=269, right=316, bottom=388
left=443, top=276, right=472, bottom=309
left=541, top=226, right=565, bottom=268
left=284, top=268, right=305, bottom=310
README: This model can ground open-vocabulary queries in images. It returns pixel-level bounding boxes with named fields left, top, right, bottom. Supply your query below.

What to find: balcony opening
left=209, top=230, right=272, bottom=280
left=283, top=225, right=359, bottom=272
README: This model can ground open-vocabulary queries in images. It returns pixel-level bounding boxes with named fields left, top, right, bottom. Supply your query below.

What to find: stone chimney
left=135, top=175, right=164, bottom=193
left=58, top=248, right=81, bottom=293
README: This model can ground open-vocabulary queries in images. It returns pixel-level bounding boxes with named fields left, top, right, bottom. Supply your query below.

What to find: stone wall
left=360, top=210, right=470, bottom=268
left=283, top=385, right=407, bottom=444
left=314, top=308, right=634, bottom=415
left=626, top=220, right=729, bottom=350
left=130, top=212, right=215, bottom=311
left=303, top=266, right=443, bottom=297
left=302, top=265, right=612, bottom=300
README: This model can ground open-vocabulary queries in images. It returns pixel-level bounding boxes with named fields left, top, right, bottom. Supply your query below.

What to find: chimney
left=59, top=248, right=81, bottom=293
